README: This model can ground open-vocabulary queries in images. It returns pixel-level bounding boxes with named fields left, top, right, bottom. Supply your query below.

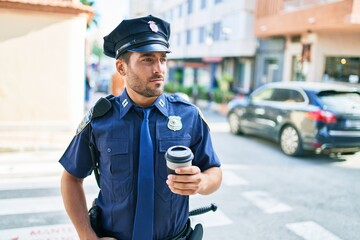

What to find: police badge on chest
left=167, top=116, right=182, bottom=131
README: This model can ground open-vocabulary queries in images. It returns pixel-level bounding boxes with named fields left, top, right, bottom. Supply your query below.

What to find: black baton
left=189, top=203, right=217, bottom=216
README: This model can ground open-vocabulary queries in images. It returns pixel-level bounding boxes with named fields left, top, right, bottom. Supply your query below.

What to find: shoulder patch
left=76, top=109, right=92, bottom=135
left=75, top=95, right=114, bottom=136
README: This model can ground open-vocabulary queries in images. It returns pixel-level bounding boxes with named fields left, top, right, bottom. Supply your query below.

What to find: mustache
left=149, top=74, right=164, bottom=80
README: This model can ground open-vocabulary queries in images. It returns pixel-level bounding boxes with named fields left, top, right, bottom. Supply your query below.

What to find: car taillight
left=305, top=110, right=337, bottom=124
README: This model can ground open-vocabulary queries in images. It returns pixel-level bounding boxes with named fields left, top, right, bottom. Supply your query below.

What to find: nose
left=153, top=60, right=165, bottom=74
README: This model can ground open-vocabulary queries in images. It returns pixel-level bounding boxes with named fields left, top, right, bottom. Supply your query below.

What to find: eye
left=160, top=58, right=167, bottom=63
left=142, top=58, right=153, bottom=63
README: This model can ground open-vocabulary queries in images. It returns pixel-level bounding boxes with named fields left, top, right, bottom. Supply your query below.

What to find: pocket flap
left=159, top=138, right=191, bottom=152
left=99, top=140, right=129, bottom=155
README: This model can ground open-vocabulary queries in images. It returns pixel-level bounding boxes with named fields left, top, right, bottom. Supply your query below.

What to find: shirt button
left=107, top=148, right=111, bottom=153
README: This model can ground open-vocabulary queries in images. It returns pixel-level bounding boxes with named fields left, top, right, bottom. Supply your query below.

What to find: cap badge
left=148, top=21, right=159, bottom=32
left=168, top=116, right=182, bottom=131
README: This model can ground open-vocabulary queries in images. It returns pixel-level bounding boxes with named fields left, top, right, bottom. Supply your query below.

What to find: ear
left=116, top=59, right=127, bottom=76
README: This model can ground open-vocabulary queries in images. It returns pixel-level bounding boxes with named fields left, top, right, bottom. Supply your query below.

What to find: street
left=0, top=108, right=359, bottom=240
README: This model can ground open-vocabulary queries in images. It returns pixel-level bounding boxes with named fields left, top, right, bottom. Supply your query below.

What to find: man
left=111, top=71, right=125, bottom=96
left=60, top=15, right=222, bottom=240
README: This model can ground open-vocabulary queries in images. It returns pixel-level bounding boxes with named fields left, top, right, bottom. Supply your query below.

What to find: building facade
left=254, top=0, right=360, bottom=87
left=128, top=0, right=360, bottom=97
left=130, top=0, right=257, bottom=100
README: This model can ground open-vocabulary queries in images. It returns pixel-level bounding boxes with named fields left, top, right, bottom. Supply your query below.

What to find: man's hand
left=166, top=166, right=203, bottom=195
left=166, top=166, right=222, bottom=196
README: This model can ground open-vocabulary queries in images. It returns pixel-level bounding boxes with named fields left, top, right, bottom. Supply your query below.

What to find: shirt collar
left=153, top=94, right=168, bottom=117
left=118, top=90, right=132, bottom=119
left=118, top=89, right=169, bottom=118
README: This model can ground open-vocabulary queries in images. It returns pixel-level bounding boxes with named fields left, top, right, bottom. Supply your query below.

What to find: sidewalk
left=0, top=127, right=72, bottom=153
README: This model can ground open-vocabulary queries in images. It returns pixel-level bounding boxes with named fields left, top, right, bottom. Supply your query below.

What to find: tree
left=80, top=0, right=98, bottom=29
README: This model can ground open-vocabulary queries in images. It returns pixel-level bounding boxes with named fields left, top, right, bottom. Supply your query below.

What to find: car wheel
left=280, top=125, right=303, bottom=156
left=228, top=112, right=243, bottom=135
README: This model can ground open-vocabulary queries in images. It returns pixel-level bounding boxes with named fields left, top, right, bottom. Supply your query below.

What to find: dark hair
left=117, top=51, right=131, bottom=64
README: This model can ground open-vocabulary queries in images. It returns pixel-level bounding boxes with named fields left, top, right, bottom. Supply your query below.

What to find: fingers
left=174, top=166, right=200, bottom=175
left=166, top=179, right=199, bottom=195
left=166, top=166, right=202, bottom=195
left=167, top=173, right=200, bottom=183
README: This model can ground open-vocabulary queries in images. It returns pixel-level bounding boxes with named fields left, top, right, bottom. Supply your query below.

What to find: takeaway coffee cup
left=165, top=145, right=194, bottom=175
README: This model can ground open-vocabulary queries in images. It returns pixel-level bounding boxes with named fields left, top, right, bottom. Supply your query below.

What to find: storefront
left=323, top=57, right=360, bottom=83
left=283, top=32, right=360, bottom=86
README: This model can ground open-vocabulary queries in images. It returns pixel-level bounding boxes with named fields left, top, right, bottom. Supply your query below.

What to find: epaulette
left=168, top=93, right=192, bottom=105
left=76, top=95, right=114, bottom=135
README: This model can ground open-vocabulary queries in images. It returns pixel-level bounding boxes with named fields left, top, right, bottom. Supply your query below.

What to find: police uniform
left=59, top=15, right=221, bottom=240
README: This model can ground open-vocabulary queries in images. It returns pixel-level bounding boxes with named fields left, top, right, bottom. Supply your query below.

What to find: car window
left=319, top=92, right=360, bottom=112
left=252, top=88, right=274, bottom=102
left=270, top=88, right=305, bottom=102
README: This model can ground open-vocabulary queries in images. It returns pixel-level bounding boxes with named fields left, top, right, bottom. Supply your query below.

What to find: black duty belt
left=167, top=219, right=193, bottom=240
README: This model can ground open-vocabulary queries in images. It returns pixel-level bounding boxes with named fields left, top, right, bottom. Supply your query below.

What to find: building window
left=199, top=26, right=206, bottom=44
left=169, top=35, right=175, bottom=48
left=212, top=22, right=222, bottom=41
left=324, top=57, right=360, bottom=83
left=178, top=4, right=182, bottom=18
left=283, top=0, right=340, bottom=11
left=263, top=58, right=279, bottom=83
left=200, top=0, right=207, bottom=9
left=187, top=0, right=193, bottom=14
left=290, top=35, right=301, bottom=43
left=169, top=8, right=174, bottom=21
left=291, top=55, right=304, bottom=81
left=186, top=29, right=192, bottom=45
left=177, top=32, right=181, bottom=46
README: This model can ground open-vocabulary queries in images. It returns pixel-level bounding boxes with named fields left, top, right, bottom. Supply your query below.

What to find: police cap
left=103, top=15, right=171, bottom=59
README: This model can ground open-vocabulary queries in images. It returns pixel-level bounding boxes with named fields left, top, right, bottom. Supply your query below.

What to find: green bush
left=164, top=82, right=190, bottom=95
left=178, top=85, right=192, bottom=96
left=212, top=88, right=234, bottom=103
left=164, top=82, right=177, bottom=93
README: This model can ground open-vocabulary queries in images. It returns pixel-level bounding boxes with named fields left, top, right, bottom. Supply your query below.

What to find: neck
left=126, top=88, right=158, bottom=108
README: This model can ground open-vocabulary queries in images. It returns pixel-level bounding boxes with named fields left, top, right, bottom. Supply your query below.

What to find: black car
left=227, top=82, right=360, bottom=156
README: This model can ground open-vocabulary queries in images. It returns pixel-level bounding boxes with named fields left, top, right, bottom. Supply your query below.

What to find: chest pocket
left=156, top=138, right=191, bottom=201
left=98, top=139, right=133, bottom=201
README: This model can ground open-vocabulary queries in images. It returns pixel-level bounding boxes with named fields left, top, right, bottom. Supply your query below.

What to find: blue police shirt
left=59, top=89, right=221, bottom=240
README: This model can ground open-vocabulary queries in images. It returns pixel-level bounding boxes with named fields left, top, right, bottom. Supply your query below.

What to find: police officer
left=60, top=15, right=222, bottom=240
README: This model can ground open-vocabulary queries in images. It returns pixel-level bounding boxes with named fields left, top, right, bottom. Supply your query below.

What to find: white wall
left=0, top=11, right=86, bottom=125
left=0, top=10, right=87, bottom=148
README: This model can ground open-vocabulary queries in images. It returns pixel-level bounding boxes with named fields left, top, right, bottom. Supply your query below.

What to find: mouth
left=149, top=76, right=164, bottom=83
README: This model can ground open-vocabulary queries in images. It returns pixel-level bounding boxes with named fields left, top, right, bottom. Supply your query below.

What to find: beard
left=126, top=66, right=165, bottom=98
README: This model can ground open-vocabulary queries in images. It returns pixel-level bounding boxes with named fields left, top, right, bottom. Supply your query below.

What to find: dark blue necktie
left=133, top=108, right=154, bottom=239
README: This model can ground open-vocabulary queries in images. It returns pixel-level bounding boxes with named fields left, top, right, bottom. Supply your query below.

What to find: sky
left=88, top=0, right=130, bottom=40
left=85, top=0, right=130, bottom=72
